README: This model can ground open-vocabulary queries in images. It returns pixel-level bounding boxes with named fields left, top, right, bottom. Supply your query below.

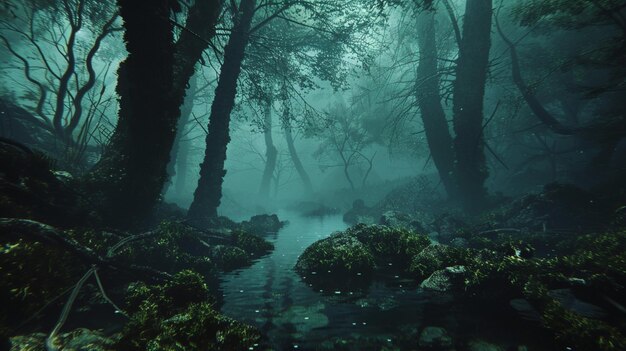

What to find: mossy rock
left=230, top=230, right=273, bottom=257
left=295, top=224, right=430, bottom=292
left=209, top=245, right=249, bottom=272
left=111, top=221, right=216, bottom=277
left=295, top=231, right=375, bottom=277
left=239, top=214, right=285, bottom=236
left=408, top=244, right=469, bottom=279
left=347, top=224, right=430, bottom=266
left=118, top=270, right=262, bottom=351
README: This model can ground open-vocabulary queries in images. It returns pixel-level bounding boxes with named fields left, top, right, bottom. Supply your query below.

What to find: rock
left=53, top=170, right=73, bottom=182
left=379, top=211, right=427, bottom=233
left=420, top=266, right=466, bottom=292
left=295, top=224, right=431, bottom=292
left=295, top=232, right=375, bottom=277
left=418, top=326, right=453, bottom=349
left=240, top=214, right=285, bottom=236
left=494, top=183, right=609, bottom=232
left=432, top=214, right=467, bottom=244
left=209, top=245, right=249, bottom=271
left=409, top=244, right=466, bottom=279
left=467, top=339, right=505, bottom=351
left=343, top=199, right=378, bottom=225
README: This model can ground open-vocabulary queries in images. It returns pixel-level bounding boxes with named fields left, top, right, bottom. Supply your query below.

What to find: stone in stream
left=419, top=265, right=466, bottom=292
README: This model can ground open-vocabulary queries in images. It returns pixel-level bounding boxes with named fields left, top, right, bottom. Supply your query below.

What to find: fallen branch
left=0, top=218, right=171, bottom=280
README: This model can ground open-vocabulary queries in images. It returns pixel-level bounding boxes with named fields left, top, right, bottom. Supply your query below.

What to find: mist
left=1, top=0, right=625, bottom=350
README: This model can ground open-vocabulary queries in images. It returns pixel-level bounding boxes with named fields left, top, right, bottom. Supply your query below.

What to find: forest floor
left=1, top=141, right=625, bottom=351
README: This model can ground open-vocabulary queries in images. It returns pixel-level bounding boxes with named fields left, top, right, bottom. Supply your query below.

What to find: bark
left=415, top=7, right=457, bottom=198
left=81, top=0, right=222, bottom=227
left=283, top=121, right=314, bottom=194
left=188, top=0, right=257, bottom=219
left=452, top=0, right=493, bottom=211
left=259, top=99, right=278, bottom=199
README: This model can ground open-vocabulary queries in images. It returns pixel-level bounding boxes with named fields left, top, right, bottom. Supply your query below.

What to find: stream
left=219, top=211, right=549, bottom=351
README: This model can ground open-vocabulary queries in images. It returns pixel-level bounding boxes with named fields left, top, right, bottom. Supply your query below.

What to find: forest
left=0, top=0, right=625, bottom=350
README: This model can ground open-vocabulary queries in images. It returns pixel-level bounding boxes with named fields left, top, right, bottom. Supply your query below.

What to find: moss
left=209, top=245, right=249, bottom=272
left=452, top=229, right=626, bottom=350
left=408, top=244, right=470, bottom=279
left=231, top=230, right=273, bottom=257
left=348, top=224, right=430, bottom=266
left=295, top=224, right=431, bottom=292
left=295, top=232, right=375, bottom=276
left=118, top=270, right=261, bottom=351
left=541, top=299, right=626, bottom=351
left=112, top=221, right=216, bottom=277
left=0, top=237, right=86, bottom=338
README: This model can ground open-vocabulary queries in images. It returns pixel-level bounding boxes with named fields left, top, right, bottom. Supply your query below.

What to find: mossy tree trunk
left=81, top=0, right=222, bottom=227
left=415, top=7, right=457, bottom=199
left=451, top=0, right=493, bottom=211
left=188, top=0, right=257, bottom=219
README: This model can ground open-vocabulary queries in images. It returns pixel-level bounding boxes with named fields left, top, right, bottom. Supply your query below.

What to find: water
left=219, top=211, right=549, bottom=350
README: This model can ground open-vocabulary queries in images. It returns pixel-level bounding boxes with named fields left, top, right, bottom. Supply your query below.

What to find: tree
left=0, top=0, right=121, bottom=167
left=188, top=0, right=257, bottom=219
left=81, top=0, right=223, bottom=227
left=414, top=4, right=456, bottom=198
left=451, top=0, right=493, bottom=210
left=315, top=102, right=377, bottom=190
left=189, top=0, right=379, bottom=218
left=498, top=0, right=626, bottom=173
left=258, top=97, right=279, bottom=199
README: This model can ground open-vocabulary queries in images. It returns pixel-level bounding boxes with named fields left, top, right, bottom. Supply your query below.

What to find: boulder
left=409, top=244, right=466, bottom=279
left=343, top=199, right=378, bottom=225
left=379, top=210, right=427, bottom=233
left=420, top=266, right=466, bottom=293
left=240, top=214, right=285, bottom=236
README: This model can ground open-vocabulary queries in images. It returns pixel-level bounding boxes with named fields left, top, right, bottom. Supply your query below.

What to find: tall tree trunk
left=283, top=121, right=314, bottom=194
left=259, top=99, right=278, bottom=200
left=415, top=7, right=457, bottom=198
left=81, top=0, right=222, bottom=227
left=452, top=0, right=493, bottom=211
left=188, top=0, right=256, bottom=219
left=164, top=74, right=197, bottom=194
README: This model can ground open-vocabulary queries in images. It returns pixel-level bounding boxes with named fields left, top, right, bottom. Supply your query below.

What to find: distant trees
left=499, top=0, right=626, bottom=171
left=189, top=0, right=379, bottom=219
left=0, top=0, right=121, bottom=166
left=315, top=102, right=377, bottom=190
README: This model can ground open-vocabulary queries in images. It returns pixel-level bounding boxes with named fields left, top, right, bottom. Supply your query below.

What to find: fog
left=1, top=0, right=625, bottom=350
